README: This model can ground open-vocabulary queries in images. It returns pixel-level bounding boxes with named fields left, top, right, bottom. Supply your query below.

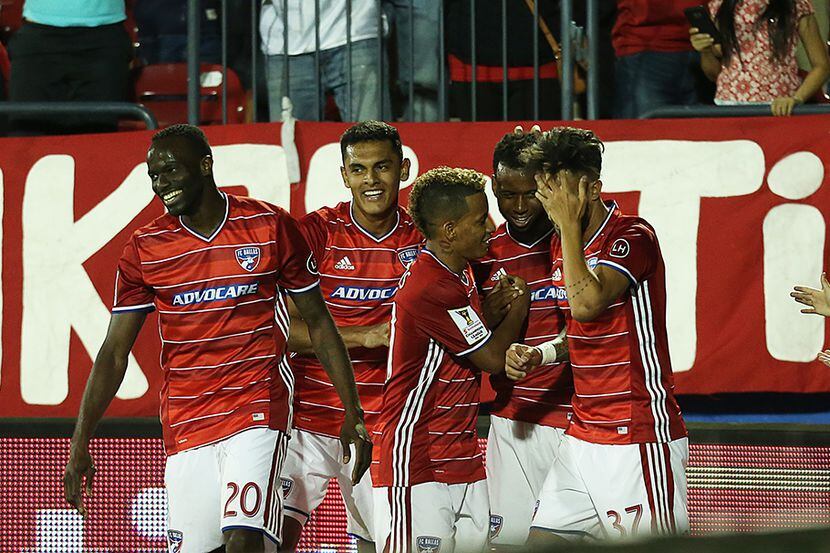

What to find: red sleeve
left=112, top=236, right=155, bottom=313
left=595, top=221, right=658, bottom=287
left=400, top=277, right=492, bottom=356
left=298, top=211, right=329, bottom=263
left=796, top=0, right=814, bottom=18
left=274, top=210, right=321, bottom=293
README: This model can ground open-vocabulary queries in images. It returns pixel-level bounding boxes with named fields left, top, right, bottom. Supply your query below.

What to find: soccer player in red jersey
left=472, top=131, right=572, bottom=548
left=507, top=127, right=689, bottom=542
left=281, top=121, right=422, bottom=552
left=373, top=167, right=530, bottom=553
left=63, top=125, right=370, bottom=553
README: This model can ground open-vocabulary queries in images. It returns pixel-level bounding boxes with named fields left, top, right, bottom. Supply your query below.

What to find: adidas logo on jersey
left=334, top=256, right=355, bottom=270
left=552, top=267, right=562, bottom=282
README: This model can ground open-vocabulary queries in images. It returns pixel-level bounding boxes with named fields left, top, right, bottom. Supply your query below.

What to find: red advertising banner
left=0, top=116, right=828, bottom=418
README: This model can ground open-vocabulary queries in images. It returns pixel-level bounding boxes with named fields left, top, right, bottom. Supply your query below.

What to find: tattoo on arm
left=566, top=273, right=594, bottom=299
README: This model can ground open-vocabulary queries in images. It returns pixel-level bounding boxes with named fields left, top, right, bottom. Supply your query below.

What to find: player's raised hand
left=535, top=171, right=590, bottom=230
left=363, top=322, right=391, bottom=349
left=513, top=124, right=542, bottom=136
left=483, top=273, right=523, bottom=326
left=505, top=343, right=542, bottom=381
left=340, top=410, right=373, bottom=485
left=791, top=273, right=830, bottom=317
left=64, top=444, right=96, bottom=518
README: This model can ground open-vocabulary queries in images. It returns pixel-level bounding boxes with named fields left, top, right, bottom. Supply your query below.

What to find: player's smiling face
left=494, top=164, right=548, bottom=235
left=453, top=192, right=495, bottom=261
left=147, top=139, right=207, bottom=217
left=341, top=140, right=410, bottom=219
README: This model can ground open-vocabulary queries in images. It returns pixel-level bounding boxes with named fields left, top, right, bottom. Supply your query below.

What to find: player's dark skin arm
left=64, top=311, right=147, bottom=517
left=466, top=280, right=531, bottom=374
left=289, top=287, right=372, bottom=484
left=286, top=298, right=390, bottom=354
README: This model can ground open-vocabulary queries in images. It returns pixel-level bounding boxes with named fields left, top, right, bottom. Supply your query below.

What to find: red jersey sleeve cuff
left=285, top=280, right=321, bottom=294
left=457, top=329, right=493, bottom=356
left=596, top=260, right=638, bottom=288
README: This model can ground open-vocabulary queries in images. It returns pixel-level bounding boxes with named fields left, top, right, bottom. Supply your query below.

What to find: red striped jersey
left=473, top=223, right=573, bottom=428
left=292, top=202, right=422, bottom=436
left=113, top=194, right=319, bottom=455
left=550, top=201, right=686, bottom=445
left=374, top=250, right=489, bottom=488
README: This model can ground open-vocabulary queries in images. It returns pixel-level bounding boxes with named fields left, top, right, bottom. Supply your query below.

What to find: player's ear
left=340, top=166, right=349, bottom=188
left=200, top=155, right=213, bottom=176
left=400, top=158, right=411, bottom=182
left=592, top=179, right=603, bottom=200
left=443, top=220, right=456, bottom=242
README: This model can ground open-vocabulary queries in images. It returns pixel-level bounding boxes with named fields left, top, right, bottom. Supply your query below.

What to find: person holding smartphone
left=689, top=0, right=830, bottom=116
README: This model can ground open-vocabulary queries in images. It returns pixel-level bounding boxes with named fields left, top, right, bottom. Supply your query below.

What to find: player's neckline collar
left=422, top=248, right=470, bottom=286
left=349, top=202, right=399, bottom=243
left=179, top=192, right=229, bottom=243
left=583, top=200, right=617, bottom=251
left=506, top=223, right=554, bottom=249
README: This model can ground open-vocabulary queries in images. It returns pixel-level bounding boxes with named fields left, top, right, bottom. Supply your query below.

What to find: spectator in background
left=613, top=0, right=715, bottom=118
left=388, top=0, right=441, bottom=121
left=690, top=0, right=830, bottom=116
left=260, top=1, right=390, bottom=122
left=7, top=0, right=131, bottom=134
left=791, top=273, right=830, bottom=367
left=446, top=0, right=562, bottom=121
left=133, top=0, right=221, bottom=65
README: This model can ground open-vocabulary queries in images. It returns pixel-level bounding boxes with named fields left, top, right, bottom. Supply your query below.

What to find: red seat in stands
left=134, top=62, right=246, bottom=127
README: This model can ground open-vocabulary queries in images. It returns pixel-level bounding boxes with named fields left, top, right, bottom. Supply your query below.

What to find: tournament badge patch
left=281, top=477, right=294, bottom=498
left=398, top=247, right=419, bottom=268
left=416, top=536, right=442, bottom=553
left=448, top=306, right=488, bottom=345
left=489, top=514, right=504, bottom=540
left=167, top=529, right=184, bottom=553
left=235, top=246, right=261, bottom=272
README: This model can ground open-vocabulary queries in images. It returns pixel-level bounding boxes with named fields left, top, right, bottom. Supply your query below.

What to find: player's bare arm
left=467, top=276, right=531, bottom=374
left=505, top=326, right=569, bottom=381
left=536, top=171, right=630, bottom=322
left=64, top=311, right=148, bottom=518
left=791, top=273, right=830, bottom=317
left=286, top=297, right=390, bottom=353
left=289, top=286, right=372, bottom=484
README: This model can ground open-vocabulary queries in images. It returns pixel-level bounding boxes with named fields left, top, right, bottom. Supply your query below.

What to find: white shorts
left=164, top=427, right=288, bottom=553
left=532, top=434, right=689, bottom=542
left=373, top=480, right=489, bottom=553
left=485, top=415, right=565, bottom=545
left=281, top=428, right=375, bottom=541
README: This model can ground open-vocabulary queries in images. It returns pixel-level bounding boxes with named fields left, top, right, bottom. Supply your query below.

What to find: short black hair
left=521, top=126, right=604, bottom=180
left=340, top=120, right=403, bottom=162
left=492, top=131, right=539, bottom=174
left=408, top=167, right=487, bottom=239
left=151, top=124, right=212, bottom=158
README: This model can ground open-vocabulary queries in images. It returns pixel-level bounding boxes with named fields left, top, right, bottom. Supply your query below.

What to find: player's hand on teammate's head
left=340, top=411, right=373, bottom=485
left=791, top=273, right=830, bottom=317
left=364, top=322, right=391, bottom=349
left=818, top=349, right=830, bottom=367
left=505, top=343, right=542, bottom=381
left=64, top=445, right=96, bottom=518
left=513, top=124, right=542, bottom=137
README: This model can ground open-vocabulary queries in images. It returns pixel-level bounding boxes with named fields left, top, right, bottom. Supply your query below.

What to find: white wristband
left=536, top=341, right=558, bottom=365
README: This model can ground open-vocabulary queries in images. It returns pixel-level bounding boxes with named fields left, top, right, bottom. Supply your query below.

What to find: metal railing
left=183, top=0, right=600, bottom=124
left=0, top=102, right=159, bottom=129
left=641, top=104, right=830, bottom=119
